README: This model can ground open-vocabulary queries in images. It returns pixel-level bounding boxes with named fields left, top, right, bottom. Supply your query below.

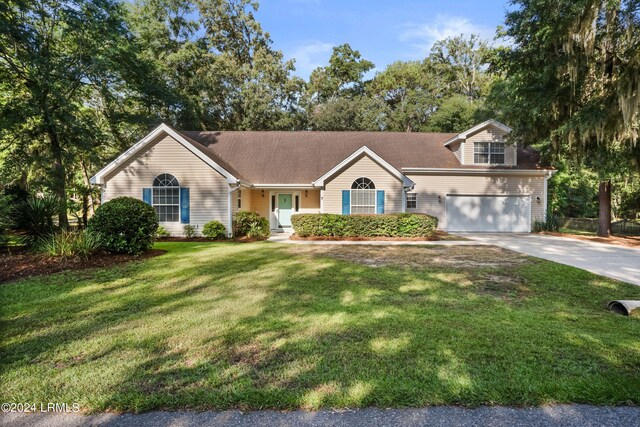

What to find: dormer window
left=474, top=142, right=505, bottom=164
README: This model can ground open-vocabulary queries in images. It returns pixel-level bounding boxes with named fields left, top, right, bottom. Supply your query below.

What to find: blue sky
left=253, top=0, right=511, bottom=79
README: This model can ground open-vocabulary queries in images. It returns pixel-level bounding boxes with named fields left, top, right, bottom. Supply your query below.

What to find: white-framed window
left=406, top=192, right=417, bottom=209
left=152, top=173, right=180, bottom=222
left=474, top=142, right=505, bottom=164
left=351, top=177, right=376, bottom=214
left=237, top=189, right=242, bottom=209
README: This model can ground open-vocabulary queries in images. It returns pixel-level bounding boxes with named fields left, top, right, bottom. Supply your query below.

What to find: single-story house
left=90, top=119, right=554, bottom=236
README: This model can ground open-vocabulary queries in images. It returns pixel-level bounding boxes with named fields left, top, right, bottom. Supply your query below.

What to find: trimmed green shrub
left=88, top=197, right=158, bottom=255
left=155, top=225, right=170, bottom=238
left=292, top=213, right=438, bottom=238
left=233, top=211, right=270, bottom=239
left=36, top=230, right=101, bottom=260
left=183, top=224, right=197, bottom=238
left=202, top=220, right=227, bottom=240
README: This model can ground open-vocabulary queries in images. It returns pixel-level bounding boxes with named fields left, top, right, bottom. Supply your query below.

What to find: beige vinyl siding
left=464, top=128, right=517, bottom=166
left=232, top=187, right=253, bottom=216
left=405, top=173, right=546, bottom=229
left=249, top=189, right=270, bottom=219
left=323, top=154, right=404, bottom=214
left=102, top=134, right=229, bottom=236
left=300, top=189, right=321, bottom=212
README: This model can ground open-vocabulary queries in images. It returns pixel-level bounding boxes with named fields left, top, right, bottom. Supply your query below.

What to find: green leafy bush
left=292, top=213, right=438, bottom=238
left=0, top=195, right=13, bottom=247
left=233, top=211, right=270, bottom=239
left=183, top=224, right=197, bottom=238
left=88, top=197, right=158, bottom=255
left=531, top=214, right=560, bottom=232
left=17, top=194, right=61, bottom=247
left=202, top=220, right=227, bottom=240
left=36, top=230, right=101, bottom=260
left=155, top=225, right=170, bottom=238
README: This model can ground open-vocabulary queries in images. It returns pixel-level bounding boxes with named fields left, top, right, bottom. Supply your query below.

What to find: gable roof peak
left=313, top=145, right=414, bottom=188
left=90, top=122, right=241, bottom=185
left=443, top=119, right=512, bottom=146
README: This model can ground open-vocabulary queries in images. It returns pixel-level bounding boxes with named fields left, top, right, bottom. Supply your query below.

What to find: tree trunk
left=45, top=121, right=69, bottom=228
left=81, top=160, right=96, bottom=215
left=82, top=194, right=88, bottom=228
left=597, top=180, right=612, bottom=237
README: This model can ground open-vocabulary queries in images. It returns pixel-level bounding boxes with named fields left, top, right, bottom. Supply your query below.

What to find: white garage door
left=445, top=195, right=531, bottom=232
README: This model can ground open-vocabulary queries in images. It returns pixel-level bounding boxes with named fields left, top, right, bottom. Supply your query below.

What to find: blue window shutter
left=342, top=190, right=350, bottom=215
left=180, top=187, right=190, bottom=224
left=143, top=188, right=152, bottom=205
left=376, top=190, right=385, bottom=214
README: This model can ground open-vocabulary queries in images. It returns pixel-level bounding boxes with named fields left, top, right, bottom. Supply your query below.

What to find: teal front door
left=277, top=194, right=293, bottom=228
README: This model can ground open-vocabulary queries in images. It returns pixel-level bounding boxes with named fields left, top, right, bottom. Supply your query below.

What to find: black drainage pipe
left=607, top=300, right=640, bottom=316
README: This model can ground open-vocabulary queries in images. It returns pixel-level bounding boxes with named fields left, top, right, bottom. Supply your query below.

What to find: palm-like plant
left=17, top=194, right=61, bottom=247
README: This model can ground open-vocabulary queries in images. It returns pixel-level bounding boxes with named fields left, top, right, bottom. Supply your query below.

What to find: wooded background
left=1, top=0, right=638, bottom=234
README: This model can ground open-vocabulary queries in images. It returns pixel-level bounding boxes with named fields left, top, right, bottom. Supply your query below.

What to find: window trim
left=351, top=177, right=376, bottom=190
left=406, top=192, right=417, bottom=209
left=350, top=177, right=376, bottom=214
left=152, top=173, right=180, bottom=223
left=473, top=141, right=506, bottom=165
left=237, top=189, right=242, bottom=209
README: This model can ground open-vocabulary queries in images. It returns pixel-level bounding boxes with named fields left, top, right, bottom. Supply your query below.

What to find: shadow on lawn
left=1, top=242, right=639, bottom=411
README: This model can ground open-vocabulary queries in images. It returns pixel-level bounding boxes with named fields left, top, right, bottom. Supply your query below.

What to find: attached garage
left=445, top=195, right=531, bottom=232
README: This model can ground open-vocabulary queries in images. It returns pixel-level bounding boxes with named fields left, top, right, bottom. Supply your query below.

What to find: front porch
left=234, top=188, right=321, bottom=232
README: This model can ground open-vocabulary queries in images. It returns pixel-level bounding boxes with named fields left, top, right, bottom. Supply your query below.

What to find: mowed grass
left=1, top=242, right=639, bottom=412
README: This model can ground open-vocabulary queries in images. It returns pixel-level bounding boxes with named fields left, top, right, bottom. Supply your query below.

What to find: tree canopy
left=490, top=0, right=640, bottom=234
left=1, top=0, right=638, bottom=225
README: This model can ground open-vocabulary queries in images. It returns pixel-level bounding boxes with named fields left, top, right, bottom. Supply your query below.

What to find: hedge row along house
left=90, top=120, right=554, bottom=236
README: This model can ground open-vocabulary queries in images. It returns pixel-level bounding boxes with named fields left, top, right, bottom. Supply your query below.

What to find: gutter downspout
left=543, top=173, right=548, bottom=221
left=228, top=184, right=241, bottom=237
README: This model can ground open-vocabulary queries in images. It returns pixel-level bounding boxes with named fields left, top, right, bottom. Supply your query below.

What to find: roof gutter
left=402, top=168, right=554, bottom=176
left=251, top=183, right=315, bottom=189
left=228, top=184, right=241, bottom=237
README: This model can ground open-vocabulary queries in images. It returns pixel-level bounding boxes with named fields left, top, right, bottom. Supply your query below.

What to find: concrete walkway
left=2, top=406, right=639, bottom=427
left=268, top=232, right=486, bottom=246
left=462, top=233, right=640, bottom=286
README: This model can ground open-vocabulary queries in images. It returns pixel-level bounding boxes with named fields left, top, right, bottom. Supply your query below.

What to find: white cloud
left=288, top=41, right=334, bottom=78
left=399, top=15, right=497, bottom=57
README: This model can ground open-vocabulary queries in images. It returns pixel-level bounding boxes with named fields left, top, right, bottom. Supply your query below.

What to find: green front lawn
left=1, top=242, right=639, bottom=412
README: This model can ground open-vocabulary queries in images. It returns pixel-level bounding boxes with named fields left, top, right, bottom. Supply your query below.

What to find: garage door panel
left=446, top=195, right=530, bottom=232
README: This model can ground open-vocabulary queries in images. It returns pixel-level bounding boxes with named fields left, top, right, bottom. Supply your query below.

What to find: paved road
left=1, top=406, right=639, bottom=427
left=462, top=233, right=640, bottom=286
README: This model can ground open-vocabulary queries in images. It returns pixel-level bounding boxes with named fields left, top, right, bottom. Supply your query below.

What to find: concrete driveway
left=461, top=233, right=640, bottom=286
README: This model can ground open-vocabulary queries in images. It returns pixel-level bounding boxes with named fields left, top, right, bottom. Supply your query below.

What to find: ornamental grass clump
left=36, top=230, right=101, bottom=260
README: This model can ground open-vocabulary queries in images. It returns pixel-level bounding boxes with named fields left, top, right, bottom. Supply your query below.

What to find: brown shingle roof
left=180, top=131, right=544, bottom=184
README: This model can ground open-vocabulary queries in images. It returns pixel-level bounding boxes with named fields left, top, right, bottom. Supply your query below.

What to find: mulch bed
left=289, top=230, right=454, bottom=242
left=0, top=248, right=166, bottom=284
left=156, top=237, right=265, bottom=243
left=540, top=232, right=640, bottom=248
